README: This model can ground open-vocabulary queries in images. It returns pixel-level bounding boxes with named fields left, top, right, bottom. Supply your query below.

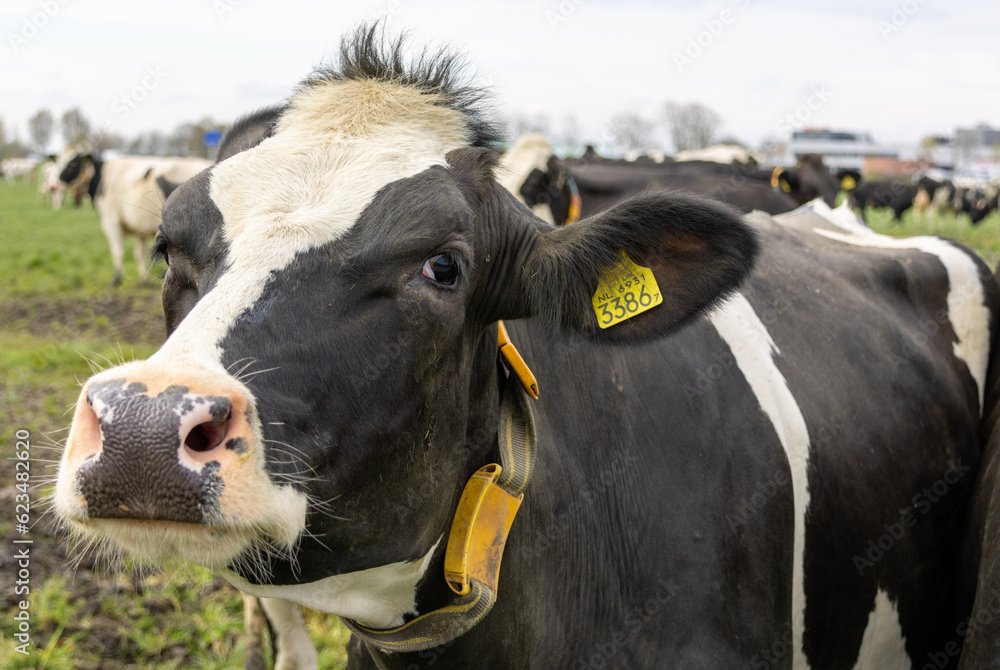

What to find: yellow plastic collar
left=443, top=464, right=523, bottom=596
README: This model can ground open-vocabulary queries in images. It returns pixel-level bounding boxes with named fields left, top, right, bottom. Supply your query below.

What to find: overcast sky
left=2, top=0, right=998, bottom=154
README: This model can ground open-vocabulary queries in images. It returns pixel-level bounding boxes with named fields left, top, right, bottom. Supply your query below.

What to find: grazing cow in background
left=848, top=178, right=917, bottom=223
left=674, top=143, right=760, bottom=166
left=1, top=157, right=39, bottom=183
left=961, top=184, right=998, bottom=226
left=496, top=133, right=560, bottom=225
left=59, top=154, right=212, bottom=285
left=55, top=26, right=997, bottom=669
left=38, top=156, right=67, bottom=209
left=42, top=147, right=96, bottom=209
left=519, top=155, right=797, bottom=222
left=913, top=176, right=944, bottom=227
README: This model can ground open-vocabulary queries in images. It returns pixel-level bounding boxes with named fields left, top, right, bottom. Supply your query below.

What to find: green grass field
left=0, top=177, right=996, bottom=669
left=0, top=179, right=350, bottom=669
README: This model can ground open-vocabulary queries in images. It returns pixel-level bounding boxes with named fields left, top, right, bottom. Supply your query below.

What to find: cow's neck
left=344, top=324, right=537, bottom=658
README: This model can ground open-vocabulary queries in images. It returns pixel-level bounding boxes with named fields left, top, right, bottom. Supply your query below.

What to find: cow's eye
left=421, top=254, right=459, bottom=285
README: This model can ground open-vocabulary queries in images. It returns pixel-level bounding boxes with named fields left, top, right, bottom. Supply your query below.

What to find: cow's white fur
left=709, top=293, right=812, bottom=670
left=496, top=133, right=556, bottom=225
left=223, top=537, right=442, bottom=629
left=812, top=201, right=991, bottom=411
left=851, top=589, right=909, bottom=670
left=259, top=598, right=319, bottom=670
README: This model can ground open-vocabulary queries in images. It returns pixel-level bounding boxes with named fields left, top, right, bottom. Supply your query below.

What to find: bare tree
left=663, top=102, right=722, bottom=152
left=90, top=129, right=125, bottom=155
left=126, top=130, right=167, bottom=156
left=559, top=114, right=581, bottom=152
left=607, top=112, right=655, bottom=153
left=29, top=109, right=54, bottom=154
left=61, top=108, right=91, bottom=147
left=0, top=118, right=30, bottom=159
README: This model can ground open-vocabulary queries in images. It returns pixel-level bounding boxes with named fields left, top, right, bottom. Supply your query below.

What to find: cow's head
left=55, top=27, right=757, bottom=629
left=59, top=152, right=93, bottom=185
left=519, top=155, right=578, bottom=225
left=776, top=154, right=841, bottom=207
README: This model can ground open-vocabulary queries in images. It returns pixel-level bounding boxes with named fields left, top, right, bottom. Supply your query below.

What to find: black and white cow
left=769, top=154, right=845, bottom=208
left=959, top=268, right=1000, bottom=668
left=55, top=27, right=997, bottom=669
left=523, top=157, right=799, bottom=222
left=848, top=178, right=917, bottom=223
left=59, top=154, right=212, bottom=285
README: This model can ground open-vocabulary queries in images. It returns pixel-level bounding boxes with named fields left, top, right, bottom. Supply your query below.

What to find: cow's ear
left=504, top=192, right=759, bottom=342
left=775, top=168, right=799, bottom=194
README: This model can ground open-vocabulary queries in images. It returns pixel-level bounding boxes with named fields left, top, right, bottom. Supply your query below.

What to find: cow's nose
left=67, top=376, right=250, bottom=524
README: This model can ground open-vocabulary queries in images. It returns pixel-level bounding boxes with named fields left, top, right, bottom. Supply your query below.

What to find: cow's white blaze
left=852, top=589, right=909, bottom=670
left=813, top=201, right=991, bottom=411
left=223, top=537, right=442, bottom=628
left=709, top=293, right=811, bottom=669
left=153, top=79, right=471, bottom=371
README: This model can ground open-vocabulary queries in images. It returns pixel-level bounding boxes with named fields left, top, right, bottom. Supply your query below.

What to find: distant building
left=950, top=124, right=1000, bottom=180
left=779, top=128, right=898, bottom=171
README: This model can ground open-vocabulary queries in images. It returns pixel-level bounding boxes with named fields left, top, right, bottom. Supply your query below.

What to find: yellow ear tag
left=841, top=175, right=856, bottom=190
left=592, top=251, right=663, bottom=329
left=780, top=179, right=792, bottom=193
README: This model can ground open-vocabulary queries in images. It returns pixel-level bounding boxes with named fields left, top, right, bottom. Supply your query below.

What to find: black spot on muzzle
left=76, top=379, right=228, bottom=524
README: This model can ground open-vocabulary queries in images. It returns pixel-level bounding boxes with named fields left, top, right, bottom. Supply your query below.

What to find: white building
left=779, top=128, right=898, bottom=170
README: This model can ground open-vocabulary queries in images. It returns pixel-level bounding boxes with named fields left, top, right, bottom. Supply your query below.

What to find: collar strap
left=565, top=173, right=582, bottom=225
left=340, top=325, right=537, bottom=655
left=497, top=320, right=539, bottom=399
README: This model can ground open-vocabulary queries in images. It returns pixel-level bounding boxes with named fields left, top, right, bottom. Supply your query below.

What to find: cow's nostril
left=185, top=412, right=231, bottom=453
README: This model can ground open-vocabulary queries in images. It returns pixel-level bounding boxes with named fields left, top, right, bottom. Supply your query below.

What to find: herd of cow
left=6, top=130, right=998, bottom=293
left=16, top=24, right=1000, bottom=670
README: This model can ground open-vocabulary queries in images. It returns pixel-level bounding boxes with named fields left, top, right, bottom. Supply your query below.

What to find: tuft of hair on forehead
left=298, top=22, right=502, bottom=148
left=446, top=147, right=501, bottom=208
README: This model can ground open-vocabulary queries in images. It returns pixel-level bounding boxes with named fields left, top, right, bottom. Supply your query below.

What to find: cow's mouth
left=66, top=516, right=258, bottom=569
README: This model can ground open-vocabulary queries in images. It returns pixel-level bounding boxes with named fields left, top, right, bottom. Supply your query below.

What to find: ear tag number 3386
left=592, top=252, right=663, bottom=329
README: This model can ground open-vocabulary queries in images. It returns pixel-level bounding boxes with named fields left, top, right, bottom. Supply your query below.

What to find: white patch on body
left=224, top=537, right=442, bottom=629
left=709, top=293, right=811, bottom=669
left=852, top=589, right=909, bottom=670
left=812, top=202, right=991, bottom=411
